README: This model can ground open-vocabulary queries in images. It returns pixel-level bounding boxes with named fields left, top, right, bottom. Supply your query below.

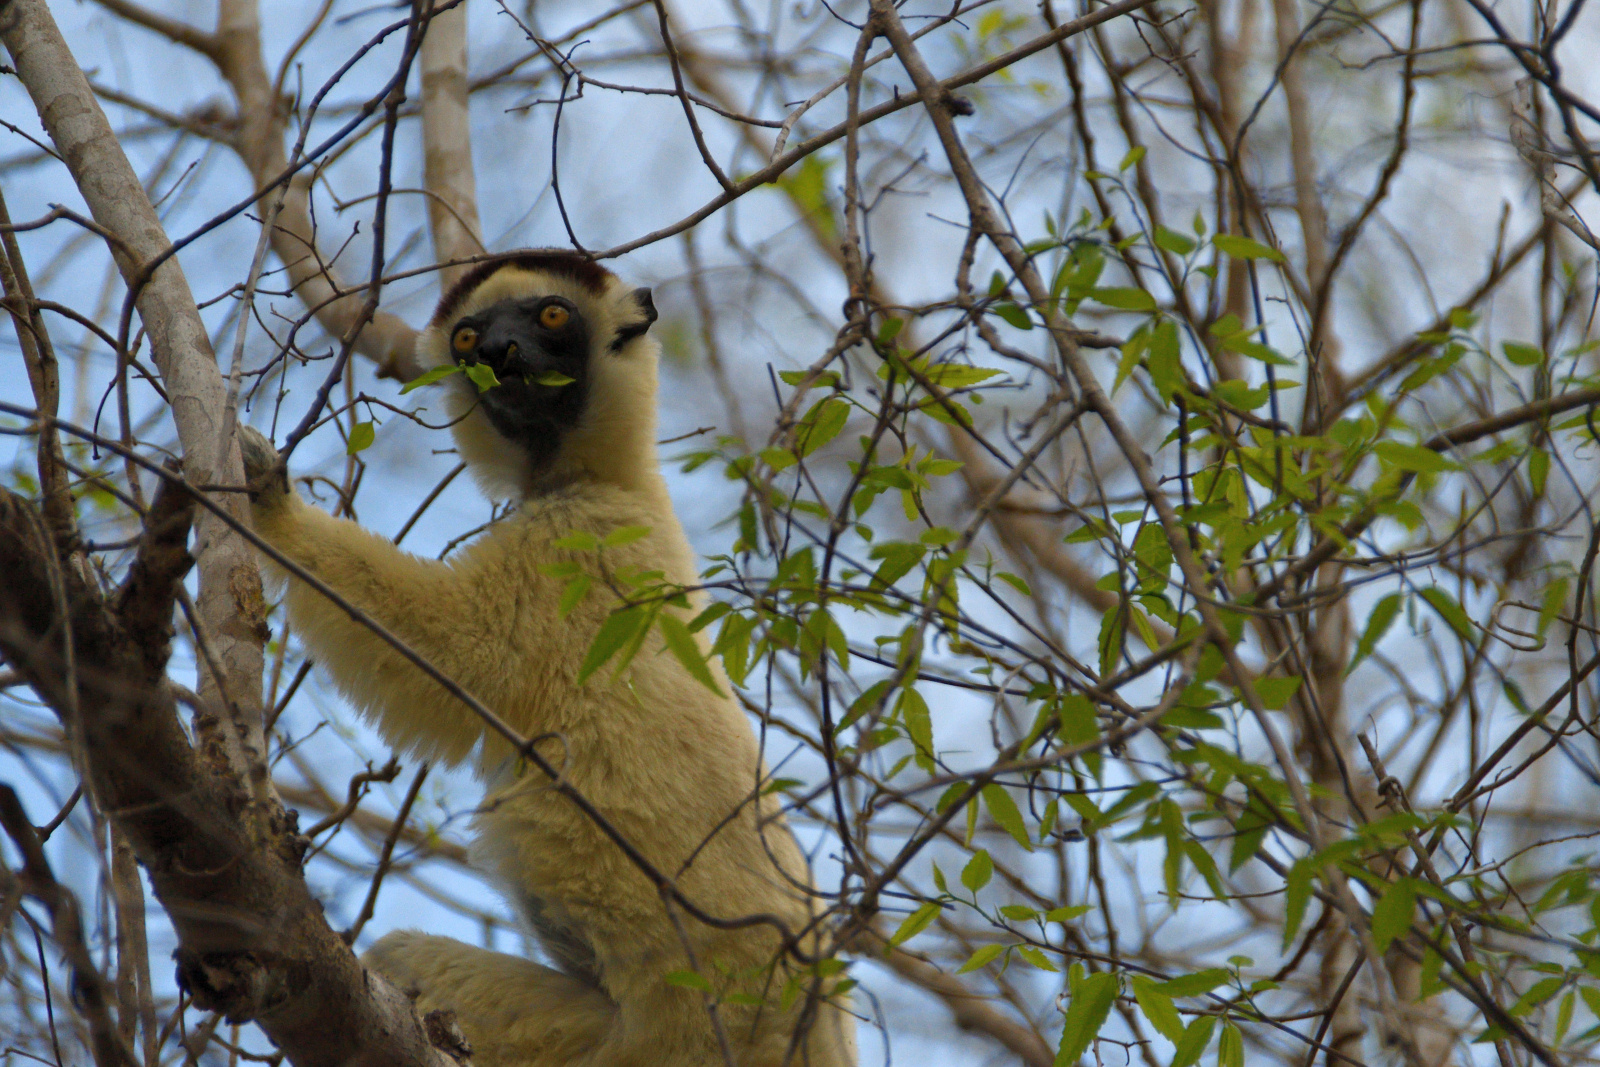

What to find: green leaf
left=961, top=849, right=994, bottom=892
left=1252, top=676, right=1301, bottom=710
left=658, top=613, right=725, bottom=696
left=1169, top=1015, right=1216, bottom=1067
left=1530, top=447, right=1550, bottom=497
left=996, top=572, right=1032, bottom=596
left=777, top=153, right=837, bottom=242
left=898, top=688, right=934, bottom=765
left=918, top=396, right=973, bottom=428
left=923, top=364, right=1005, bottom=389
left=1113, top=326, right=1147, bottom=396
left=1348, top=593, right=1402, bottom=674
left=1374, top=441, right=1457, bottom=473
left=869, top=542, right=926, bottom=590
left=1154, top=226, right=1197, bottom=256
left=958, top=943, right=1007, bottom=974
left=578, top=606, right=650, bottom=683
left=1539, top=577, right=1570, bottom=637
left=554, top=530, right=600, bottom=551
left=983, top=784, right=1034, bottom=852
left=602, top=525, right=652, bottom=548
left=888, top=901, right=942, bottom=947
left=346, top=421, right=375, bottom=455
left=1131, top=977, right=1184, bottom=1042
left=1185, top=838, right=1227, bottom=900
left=665, top=969, right=712, bottom=992
left=1155, top=969, right=1230, bottom=998
left=1283, top=859, right=1314, bottom=948
left=534, top=370, right=576, bottom=387
left=1090, top=287, right=1158, bottom=312
left=1213, top=234, right=1286, bottom=263
left=1053, top=243, right=1105, bottom=303
left=688, top=601, right=730, bottom=634
left=463, top=362, right=501, bottom=391
left=1472, top=1024, right=1509, bottom=1045
left=1212, top=380, right=1271, bottom=410
left=821, top=610, right=850, bottom=672
left=796, top=397, right=850, bottom=457
left=1419, top=586, right=1476, bottom=642
left=1055, top=969, right=1118, bottom=1065
left=1511, top=976, right=1566, bottom=1017
left=1557, top=989, right=1576, bottom=1043
left=1147, top=319, right=1183, bottom=400
left=1017, top=945, right=1059, bottom=972
left=1229, top=804, right=1271, bottom=873
left=557, top=574, right=591, bottom=617
left=1118, top=145, right=1146, bottom=171
left=1399, top=342, right=1465, bottom=393
left=1217, top=1021, right=1243, bottom=1067
left=837, top=679, right=892, bottom=734
left=1057, top=693, right=1100, bottom=749
left=1098, top=603, right=1124, bottom=678
left=1371, top=878, right=1417, bottom=954
left=1503, top=341, right=1544, bottom=367
left=993, top=303, right=1034, bottom=330
left=398, top=364, right=461, bottom=393
left=761, top=446, right=797, bottom=472
left=777, top=368, right=840, bottom=390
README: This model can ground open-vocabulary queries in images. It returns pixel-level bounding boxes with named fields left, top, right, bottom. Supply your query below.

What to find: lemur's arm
left=239, top=427, right=535, bottom=765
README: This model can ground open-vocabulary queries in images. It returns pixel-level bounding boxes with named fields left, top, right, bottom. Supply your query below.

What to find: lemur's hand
left=237, top=426, right=290, bottom=507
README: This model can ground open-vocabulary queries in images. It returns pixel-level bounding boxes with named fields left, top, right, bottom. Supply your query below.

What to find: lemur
left=238, top=250, right=857, bottom=1067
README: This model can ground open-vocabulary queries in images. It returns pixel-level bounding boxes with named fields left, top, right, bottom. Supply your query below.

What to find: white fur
left=246, top=260, right=856, bottom=1066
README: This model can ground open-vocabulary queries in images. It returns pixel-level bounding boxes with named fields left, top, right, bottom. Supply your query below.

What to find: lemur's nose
left=477, top=326, right=539, bottom=375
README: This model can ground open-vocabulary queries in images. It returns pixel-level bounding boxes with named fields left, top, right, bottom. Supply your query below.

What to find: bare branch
left=419, top=0, right=484, bottom=292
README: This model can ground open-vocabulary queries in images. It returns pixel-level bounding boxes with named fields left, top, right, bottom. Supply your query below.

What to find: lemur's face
left=448, top=295, right=591, bottom=469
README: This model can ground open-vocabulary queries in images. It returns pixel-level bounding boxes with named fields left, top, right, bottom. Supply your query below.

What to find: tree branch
left=1, top=0, right=269, bottom=809
left=0, top=785, right=140, bottom=1067
left=0, top=484, right=460, bottom=1067
left=418, top=0, right=485, bottom=293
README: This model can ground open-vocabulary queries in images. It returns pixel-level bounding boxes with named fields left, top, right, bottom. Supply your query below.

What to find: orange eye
left=452, top=326, right=478, bottom=354
left=539, top=304, right=570, bottom=330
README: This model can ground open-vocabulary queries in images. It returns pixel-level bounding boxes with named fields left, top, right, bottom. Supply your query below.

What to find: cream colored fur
left=242, top=260, right=856, bottom=1067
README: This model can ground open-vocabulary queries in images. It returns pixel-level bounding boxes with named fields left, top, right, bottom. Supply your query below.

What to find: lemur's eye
left=539, top=304, right=570, bottom=330
left=452, top=326, right=478, bottom=353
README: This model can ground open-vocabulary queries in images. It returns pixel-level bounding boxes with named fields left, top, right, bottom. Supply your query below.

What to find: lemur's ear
left=611, top=287, right=657, bottom=352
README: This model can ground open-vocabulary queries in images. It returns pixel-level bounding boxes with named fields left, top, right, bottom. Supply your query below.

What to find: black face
left=449, top=295, right=590, bottom=473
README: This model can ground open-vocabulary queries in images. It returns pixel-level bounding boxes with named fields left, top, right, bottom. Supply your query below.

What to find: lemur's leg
left=238, top=427, right=552, bottom=763
left=365, top=932, right=615, bottom=1067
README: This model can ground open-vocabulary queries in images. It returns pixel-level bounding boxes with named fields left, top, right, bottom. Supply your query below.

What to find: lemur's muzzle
left=475, top=321, right=550, bottom=380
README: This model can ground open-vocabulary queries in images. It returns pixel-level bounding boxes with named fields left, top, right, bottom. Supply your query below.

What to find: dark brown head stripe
left=430, top=250, right=614, bottom=327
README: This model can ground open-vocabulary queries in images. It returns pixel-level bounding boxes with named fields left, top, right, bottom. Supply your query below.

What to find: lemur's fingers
left=237, top=426, right=289, bottom=502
